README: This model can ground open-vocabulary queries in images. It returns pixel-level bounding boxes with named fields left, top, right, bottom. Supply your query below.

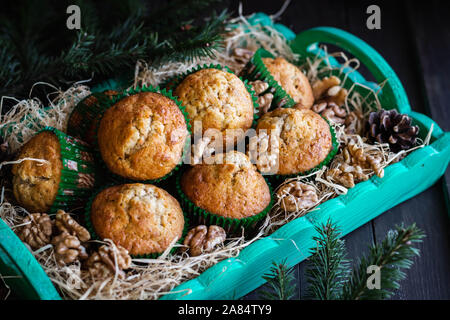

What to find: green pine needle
left=305, top=219, right=350, bottom=300
left=260, top=260, right=296, bottom=300
left=0, top=0, right=228, bottom=100
left=341, top=223, right=425, bottom=300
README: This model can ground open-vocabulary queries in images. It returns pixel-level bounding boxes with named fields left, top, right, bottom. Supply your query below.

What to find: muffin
left=174, top=68, right=254, bottom=148
left=67, top=90, right=117, bottom=145
left=255, top=108, right=334, bottom=175
left=179, top=151, right=271, bottom=230
left=89, top=183, right=185, bottom=256
left=12, top=128, right=96, bottom=213
left=262, top=57, right=314, bottom=109
left=97, top=91, right=189, bottom=181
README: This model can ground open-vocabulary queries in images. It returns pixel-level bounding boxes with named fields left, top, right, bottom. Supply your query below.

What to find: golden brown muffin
left=90, top=183, right=185, bottom=256
left=256, top=108, right=332, bottom=175
left=97, top=92, right=189, bottom=181
left=262, top=57, right=314, bottom=109
left=12, top=131, right=62, bottom=212
left=181, top=151, right=271, bottom=219
left=174, top=68, right=254, bottom=147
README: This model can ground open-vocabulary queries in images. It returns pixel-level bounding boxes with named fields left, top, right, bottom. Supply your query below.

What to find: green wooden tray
left=1, top=13, right=449, bottom=300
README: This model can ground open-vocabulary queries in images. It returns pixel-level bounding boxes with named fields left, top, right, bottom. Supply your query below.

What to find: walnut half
left=183, top=225, right=226, bottom=257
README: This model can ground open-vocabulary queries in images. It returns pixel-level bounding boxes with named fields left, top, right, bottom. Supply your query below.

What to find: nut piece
left=85, top=244, right=132, bottom=279
left=18, top=213, right=53, bottom=250
left=55, top=210, right=91, bottom=242
left=257, top=93, right=274, bottom=116
left=344, top=110, right=364, bottom=135
left=343, top=142, right=384, bottom=178
left=52, top=232, right=88, bottom=266
left=312, top=76, right=348, bottom=106
left=276, top=181, right=319, bottom=212
left=327, top=141, right=384, bottom=189
left=327, top=163, right=368, bottom=188
left=312, top=101, right=347, bottom=124
left=232, top=47, right=255, bottom=64
left=183, top=225, right=226, bottom=257
left=249, top=80, right=273, bottom=116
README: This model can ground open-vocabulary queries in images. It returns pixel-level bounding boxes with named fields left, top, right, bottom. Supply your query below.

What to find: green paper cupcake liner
left=175, top=170, right=274, bottom=234
left=267, top=119, right=340, bottom=183
left=66, top=91, right=117, bottom=145
left=239, top=48, right=297, bottom=109
left=38, top=127, right=98, bottom=213
left=163, top=63, right=261, bottom=127
left=92, top=85, right=192, bottom=185
left=84, top=183, right=189, bottom=259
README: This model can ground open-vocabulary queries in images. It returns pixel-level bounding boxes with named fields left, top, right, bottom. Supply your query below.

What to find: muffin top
left=12, top=131, right=62, bottom=212
left=174, top=68, right=254, bottom=146
left=256, top=108, right=332, bottom=175
left=90, top=183, right=185, bottom=256
left=262, top=57, right=314, bottom=109
left=181, top=151, right=271, bottom=219
left=98, top=92, right=188, bottom=181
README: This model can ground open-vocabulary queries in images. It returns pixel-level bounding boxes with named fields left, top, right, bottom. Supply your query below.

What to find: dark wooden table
left=236, top=0, right=450, bottom=300
left=1, top=0, right=449, bottom=300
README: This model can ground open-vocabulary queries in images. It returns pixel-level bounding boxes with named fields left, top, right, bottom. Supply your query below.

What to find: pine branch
left=305, top=219, right=350, bottom=300
left=341, top=223, right=425, bottom=300
left=260, top=260, right=296, bottom=300
left=0, top=0, right=228, bottom=101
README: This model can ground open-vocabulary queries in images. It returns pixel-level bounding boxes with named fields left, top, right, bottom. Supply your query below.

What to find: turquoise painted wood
left=0, top=13, right=449, bottom=300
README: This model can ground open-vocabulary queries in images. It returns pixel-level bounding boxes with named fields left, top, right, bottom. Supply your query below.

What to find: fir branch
left=0, top=0, right=228, bottom=101
left=341, top=223, right=425, bottom=300
left=260, top=260, right=296, bottom=300
left=305, top=219, right=350, bottom=300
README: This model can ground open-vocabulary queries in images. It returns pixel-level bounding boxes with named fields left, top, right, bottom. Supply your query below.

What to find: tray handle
left=291, top=27, right=411, bottom=114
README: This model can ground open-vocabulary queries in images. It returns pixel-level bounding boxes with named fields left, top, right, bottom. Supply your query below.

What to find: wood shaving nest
left=0, top=14, right=432, bottom=300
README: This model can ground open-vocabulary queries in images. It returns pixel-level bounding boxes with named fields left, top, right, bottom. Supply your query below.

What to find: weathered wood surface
left=241, top=0, right=450, bottom=300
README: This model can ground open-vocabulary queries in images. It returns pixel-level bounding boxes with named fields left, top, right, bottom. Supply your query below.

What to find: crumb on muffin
left=256, top=108, right=332, bottom=175
left=90, top=183, right=185, bottom=256
left=12, top=131, right=62, bottom=212
left=181, top=151, right=271, bottom=219
left=262, top=57, right=314, bottom=109
left=97, top=92, right=188, bottom=181
left=174, top=68, right=254, bottom=147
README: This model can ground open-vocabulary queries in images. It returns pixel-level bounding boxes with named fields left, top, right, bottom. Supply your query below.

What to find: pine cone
left=312, top=101, right=347, bottom=124
left=182, top=225, right=226, bottom=256
left=55, top=210, right=91, bottom=242
left=367, top=110, right=419, bottom=152
left=276, top=181, right=319, bottom=213
left=85, top=244, right=131, bottom=279
left=52, top=232, right=88, bottom=266
left=18, top=213, right=54, bottom=250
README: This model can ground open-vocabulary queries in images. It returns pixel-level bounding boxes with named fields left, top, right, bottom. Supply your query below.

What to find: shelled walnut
left=343, top=142, right=384, bottom=178
left=312, top=101, right=347, bottom=124
left=327, top=141, right=384, bottom=189
left=232, top=47, right=255, bottom=64
left=85, top=244, right=131, bottom=279
left=312, top=75, right=348, bottom=106
left=18, top=213, right=53, bottom=250
left=276, top=181, right=319, bottom=212
left=52, top=232, right=88, bottom=266
left=55, top=210, right=91, bottom=242
left=327, top=162, right=369, bottom=188
left=183, top=225, right=226, bottom=257
left=249, top=80, right=273, bottom=115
